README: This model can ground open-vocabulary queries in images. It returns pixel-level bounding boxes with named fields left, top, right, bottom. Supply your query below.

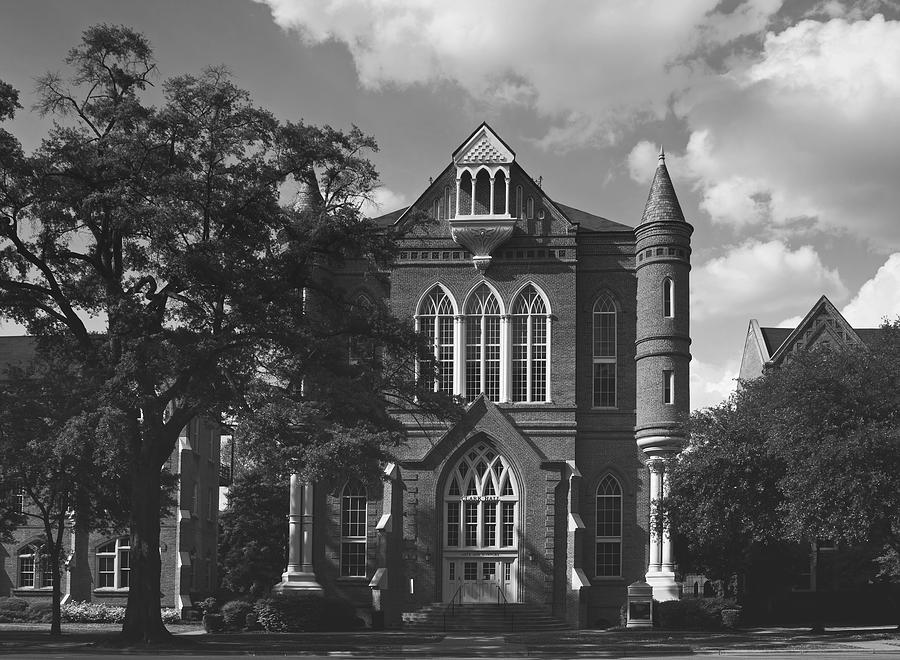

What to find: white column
left=455, top=176, right=461, bottom=217
left=500, top=314, right=511, bottom=402
left=454, top=315, right=465, bottom=396
left=645, top=458, right=679, bottom=601
left=489, top=172, right=495, bottom=215
left=273, top=474, right=322, bottom=594
left=470, top=175, right=476, bottom=215
left=647, top=462, right=662, bottom=574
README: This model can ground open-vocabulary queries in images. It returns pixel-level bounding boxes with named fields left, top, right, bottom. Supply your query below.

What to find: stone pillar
left=273, top=474, right=322, bottom=594
left=644, top=458, right=678, bottom=601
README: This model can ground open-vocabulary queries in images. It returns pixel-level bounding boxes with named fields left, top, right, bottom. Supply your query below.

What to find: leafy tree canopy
left=0, top=24, right=455, bottom=642
left=665, top=325, right=900, bottom=583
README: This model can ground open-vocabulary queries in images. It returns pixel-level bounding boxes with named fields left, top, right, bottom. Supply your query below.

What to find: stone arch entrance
left=441, top=441, right=519, bottom=603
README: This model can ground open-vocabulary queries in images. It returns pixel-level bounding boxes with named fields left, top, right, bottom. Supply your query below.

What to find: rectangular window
left=465, top=316, right=482, bottom=401
left=504, top=562, right=511, bottom=582
left=483, top=502, right=497, bottom=547
left=502, top=502, right=515, bottom=547
left=595, top=541, right=622, bottom=577
left=448, top=562, right=455, bottom=581
left=512, top=315, right=528, bottom=402
left=464, top=562, right=477, bottom=581
left=482, top=562, right=496, bottom=581
left=464, top=502, right=478, bottom=546
left=20, top=555, right=35, bottom=588
left=532, top=317, right=547, bottom=401
left=484, top=316, right=501, bottom=401
left=446, top=502, right=460, bottom=547
left=663, top=369, right=674, bottom=404
left=119, top=549, right=131, bottom=588
left=340, top=542, right=366, bottom=577
left=41, top=555, right=53, bottom=588
left=593, top=363, right=617, bottom=408
left=98, top=556, right=115, bottom=588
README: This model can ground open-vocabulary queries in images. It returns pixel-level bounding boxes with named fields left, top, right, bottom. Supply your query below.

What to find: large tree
left=0, top=25, right=450, bottom=643
left=664, top=328, right=900, bottom=594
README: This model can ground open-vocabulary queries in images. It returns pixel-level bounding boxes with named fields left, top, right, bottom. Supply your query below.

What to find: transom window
left=340, top=482, right=367, bottom=577
left=465, top=286, right=501, bottom=402
left=418, top=287, right=455, bottom=394
left=595, top=475, right=623, bottom=577
left=512, top=286, right=548, bottom=402
left=445, top=443, right=517, bottom=549
left=592, top=295, right=617, bottom=408
left=96, top=537, right=131, bottom=589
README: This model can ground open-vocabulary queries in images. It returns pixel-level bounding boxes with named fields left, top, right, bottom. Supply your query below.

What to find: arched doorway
left=442, top=441, right=519, bottom=603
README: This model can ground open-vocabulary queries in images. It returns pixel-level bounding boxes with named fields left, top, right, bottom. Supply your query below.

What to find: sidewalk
left=0, top=623, right=898, bottom=656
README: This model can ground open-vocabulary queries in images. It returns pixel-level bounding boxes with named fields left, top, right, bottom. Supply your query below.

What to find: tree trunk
left=50, top=552, right=62, bottom=637
left=121, top=456, right=171, bottom=643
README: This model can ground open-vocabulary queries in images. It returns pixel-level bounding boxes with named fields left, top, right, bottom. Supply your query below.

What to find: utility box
left=626, top=581, right=654, bottom=628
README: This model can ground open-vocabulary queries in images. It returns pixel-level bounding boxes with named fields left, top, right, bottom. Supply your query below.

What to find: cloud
left=253, top=0, right=783, bottom=148
left=671, top=13, right=900, bottom=247
left=691, top=357, right=740, bottom=411
left=691, top=240, right=848, bottom=321
left=841, top=253, right=900, bottom=326
left=359, top=187, right=408, bottom=218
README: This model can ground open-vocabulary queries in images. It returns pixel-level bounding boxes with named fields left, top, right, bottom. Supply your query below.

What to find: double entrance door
left=443, top=556, right=517, bottom=603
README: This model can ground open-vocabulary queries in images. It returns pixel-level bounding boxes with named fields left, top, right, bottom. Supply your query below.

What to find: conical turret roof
left=639, top=148, right=685, bottom=225
left=292, top=169, right=324, bottom=213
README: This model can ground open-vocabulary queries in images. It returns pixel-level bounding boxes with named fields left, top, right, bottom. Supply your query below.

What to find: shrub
left=0, top=597, right=29, bottom=613
left=203, top=613, right=225, bottom=633
left=221, top=600, right=253, bottom=630
left=253, top=595, right=360, bottom=632
left=197, top=596, right=219, bottom=615
left=721, top=607, right=742, bottom=629
left=25, top=601, right=54, bottom=623
left=656, top=598, right=739, bottom=630
left=62, top=600, right=126, bottom=623
left=161, top=608, right=181, bottom=624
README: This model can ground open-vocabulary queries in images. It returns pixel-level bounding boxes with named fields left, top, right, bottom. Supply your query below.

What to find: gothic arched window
left=595, top=475, right=622, bottom=577
left=465, top=285, right=501, bottom=402
left=592, top=295, right=617, bottom=408
left=340, top=482, right=367, bottom=577
left=512, top=285, right=549, bottom=403
left=418, top=286, right=455, bottom=394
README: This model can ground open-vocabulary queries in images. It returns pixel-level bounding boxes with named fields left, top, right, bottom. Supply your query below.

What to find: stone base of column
left=645, top=571, right=680, bottom=602
left=272, top=566, right=323, bottom=595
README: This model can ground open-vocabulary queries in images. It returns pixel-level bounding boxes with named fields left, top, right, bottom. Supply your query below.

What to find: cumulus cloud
left=841, top=253, right=900, bottom=326
left=359, top=187, right=408, bottom=219
left=690, top=357, right=741, bottom=411
left=670, top=13, right=900, bottom=247
left=691, top=240, right=848, bottom=321
left=253, top=0, right=783, bottom=148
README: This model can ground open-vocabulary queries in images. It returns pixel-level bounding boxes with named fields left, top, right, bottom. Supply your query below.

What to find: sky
left=2, top=0, right=899, bottom=411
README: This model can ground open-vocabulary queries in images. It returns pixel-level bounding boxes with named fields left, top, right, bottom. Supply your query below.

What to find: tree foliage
left=665, top=327, right=900, bottom=584
left=217, top=469, right=288, bottom=598
left=0, top=24, right=455, bottom=643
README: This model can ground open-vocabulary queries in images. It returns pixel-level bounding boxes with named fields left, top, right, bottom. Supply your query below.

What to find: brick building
left=0, top=336, right=221, bottom=612
left=274, top=124, right=693, bottom=628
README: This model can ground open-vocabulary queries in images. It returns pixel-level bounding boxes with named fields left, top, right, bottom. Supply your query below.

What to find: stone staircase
left=403, top=602, right=572, bottom=632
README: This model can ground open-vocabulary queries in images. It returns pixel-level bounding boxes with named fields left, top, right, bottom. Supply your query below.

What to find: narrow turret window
left=663, top=369, right=674, bottom=405
left=592, top=296, right=617, bottom=408
left=663, top=278, right=675, bottom=318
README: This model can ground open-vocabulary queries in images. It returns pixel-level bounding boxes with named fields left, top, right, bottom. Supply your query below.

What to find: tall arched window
left=445, top=443, right=517, bottom=549
left=340, top=482, right=367, bottom=577
left=595, top=475, right=622, bottom=577
left=493, top=170, right=507, bottom=215
left=96, top=537, right=130, bottom=589
left=418, top=287, right=455, bottom=394
left=349, top=294, right=375, bottom=366
left=592, top=295, right=617, bottom=408
left=458, top=171, right=473, bottom=215
left=512, top=286, right=549, bottom=403
left=465, top=285, right=501, bottom=402
left=663, top=277, right=675, bottom=318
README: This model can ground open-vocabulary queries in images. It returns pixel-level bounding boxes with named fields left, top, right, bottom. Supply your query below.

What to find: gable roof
left=555, top=203, right=633, bottom=232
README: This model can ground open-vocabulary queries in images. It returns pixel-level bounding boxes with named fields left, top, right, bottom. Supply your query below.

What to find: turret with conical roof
left=634, top=148, right=693, bottom=602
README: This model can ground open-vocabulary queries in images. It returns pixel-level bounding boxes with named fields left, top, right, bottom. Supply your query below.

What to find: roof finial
left=658, top=144, right=665, bottom=163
